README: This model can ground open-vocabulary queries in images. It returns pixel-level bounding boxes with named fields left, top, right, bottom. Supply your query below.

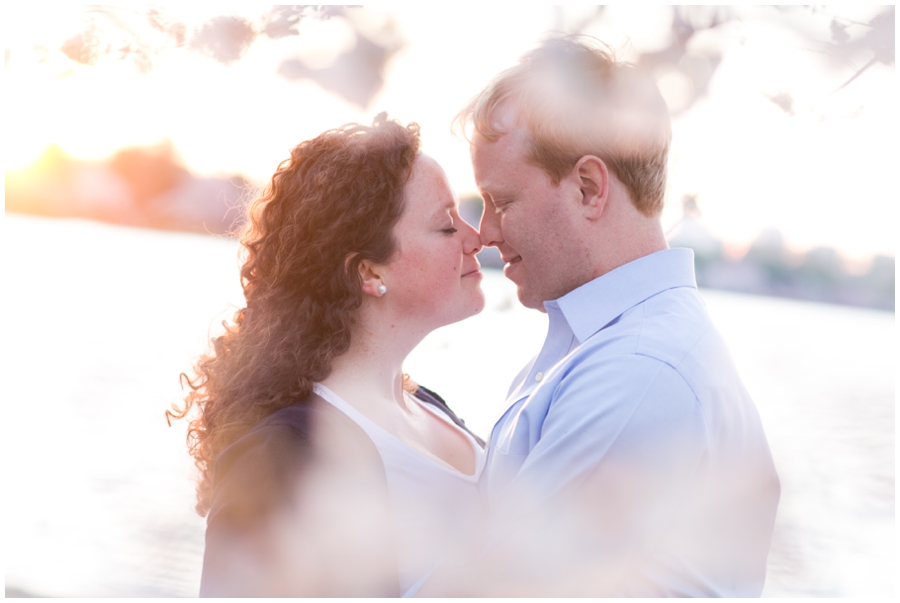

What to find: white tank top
left=314, top=383, right=486, bottom=596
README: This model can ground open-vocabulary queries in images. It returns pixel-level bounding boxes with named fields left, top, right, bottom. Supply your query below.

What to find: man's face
left=471, top=124, right=586, bottom=310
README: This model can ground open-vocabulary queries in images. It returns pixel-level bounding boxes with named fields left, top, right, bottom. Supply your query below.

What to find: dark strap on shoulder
left=413, top=385, right=485, bottom=448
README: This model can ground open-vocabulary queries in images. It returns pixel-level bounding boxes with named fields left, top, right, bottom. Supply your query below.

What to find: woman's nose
left=461, top=219, right=483, bottom=255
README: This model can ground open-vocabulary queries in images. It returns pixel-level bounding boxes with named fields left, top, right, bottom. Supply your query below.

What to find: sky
left=3, top=5, right=897, bottom=261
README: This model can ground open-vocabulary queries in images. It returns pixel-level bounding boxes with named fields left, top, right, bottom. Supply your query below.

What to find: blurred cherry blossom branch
left=48, top=5, right=401, bottom=108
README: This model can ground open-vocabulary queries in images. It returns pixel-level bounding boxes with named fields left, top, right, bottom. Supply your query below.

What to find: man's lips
left=502, top=254, right=522, bottom=280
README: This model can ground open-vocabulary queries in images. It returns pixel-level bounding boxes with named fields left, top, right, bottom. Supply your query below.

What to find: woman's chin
left=460, top=290, right=487, bottom=322
left=433, top=291, right=486, bottom=330
left=471, top=290, right=487, bottom=316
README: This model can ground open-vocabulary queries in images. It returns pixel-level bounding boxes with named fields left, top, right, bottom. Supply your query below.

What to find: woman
left=168, top=115, right=487, bottom=596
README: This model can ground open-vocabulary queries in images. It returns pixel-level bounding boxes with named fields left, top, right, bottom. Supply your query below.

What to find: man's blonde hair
left=456, top=38, right=671, bottom=217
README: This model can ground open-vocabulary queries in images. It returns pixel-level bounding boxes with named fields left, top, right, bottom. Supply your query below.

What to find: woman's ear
left=574, top=155, right=609, bottom=220
left=357, top=259, right=387, bottom=297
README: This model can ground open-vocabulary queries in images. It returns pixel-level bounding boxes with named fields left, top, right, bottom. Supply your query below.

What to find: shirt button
left=535, top=372, right=543, bottom=382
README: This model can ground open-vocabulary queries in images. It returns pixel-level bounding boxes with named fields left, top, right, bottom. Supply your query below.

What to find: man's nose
left=479, top=199, right=501, bottom=248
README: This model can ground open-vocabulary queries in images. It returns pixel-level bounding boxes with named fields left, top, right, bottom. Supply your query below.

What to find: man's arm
left=470, top=354, right=707, bottom=596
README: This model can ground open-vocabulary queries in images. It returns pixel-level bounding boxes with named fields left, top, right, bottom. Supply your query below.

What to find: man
left=451, top=38, right=780, bottom=596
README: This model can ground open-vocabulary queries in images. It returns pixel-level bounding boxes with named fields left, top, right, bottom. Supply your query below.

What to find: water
left=3, top=215, right=894, bottom=597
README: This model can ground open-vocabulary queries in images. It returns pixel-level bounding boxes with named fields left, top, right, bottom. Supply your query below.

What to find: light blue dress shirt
left=482, top=248, right=780, bottom=597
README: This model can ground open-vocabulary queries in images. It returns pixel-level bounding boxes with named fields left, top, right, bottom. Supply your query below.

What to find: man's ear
left=357, top=258, right=387, bottom=297
left=573, top=155, right=609, bottom=220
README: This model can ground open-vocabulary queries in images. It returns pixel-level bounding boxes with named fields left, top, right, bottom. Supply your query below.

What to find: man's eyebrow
left=479, top=184, right=511, bottom=199
left=485, top=192, right=512, bottom=204
left=477, top=187, right=496, bottom=201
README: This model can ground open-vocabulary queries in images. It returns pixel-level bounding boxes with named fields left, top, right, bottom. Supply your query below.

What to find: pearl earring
left=377, top=284, right=387, bottom=295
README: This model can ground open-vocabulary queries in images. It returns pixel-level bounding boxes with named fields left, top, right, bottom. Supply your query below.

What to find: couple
left=173, top=38, right=780, bottom=597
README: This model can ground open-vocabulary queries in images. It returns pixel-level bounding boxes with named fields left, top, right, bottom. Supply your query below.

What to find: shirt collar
left=546, top=248, right=697, bottom=343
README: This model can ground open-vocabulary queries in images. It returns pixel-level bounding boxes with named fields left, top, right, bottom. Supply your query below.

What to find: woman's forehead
left=401, top=156, right=456, bottom=217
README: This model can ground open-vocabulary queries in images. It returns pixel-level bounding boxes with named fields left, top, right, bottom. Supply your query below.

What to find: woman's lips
left=462, top=261, right=482, bottom=278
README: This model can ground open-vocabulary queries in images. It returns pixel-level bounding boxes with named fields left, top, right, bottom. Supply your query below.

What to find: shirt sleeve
left=479, top=353, right=709, bottom=596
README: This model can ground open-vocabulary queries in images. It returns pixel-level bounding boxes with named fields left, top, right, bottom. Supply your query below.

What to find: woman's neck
left=320, top=308, right=424, bottom=414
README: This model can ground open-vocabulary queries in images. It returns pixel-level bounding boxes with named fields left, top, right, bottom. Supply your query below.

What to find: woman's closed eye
left=441, top=214, right=458, bottom=234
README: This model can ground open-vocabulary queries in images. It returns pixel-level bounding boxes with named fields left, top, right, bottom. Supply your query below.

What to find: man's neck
left=589, top=212, right=668, bottom=281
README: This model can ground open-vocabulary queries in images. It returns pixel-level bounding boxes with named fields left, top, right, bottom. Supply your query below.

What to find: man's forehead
left=471, top=121, right=531, bottom=170
left=491, top=100, right=520, bottom=131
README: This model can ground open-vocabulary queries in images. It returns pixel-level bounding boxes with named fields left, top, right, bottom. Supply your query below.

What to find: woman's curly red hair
left=167, top=114, right=421, bottom=515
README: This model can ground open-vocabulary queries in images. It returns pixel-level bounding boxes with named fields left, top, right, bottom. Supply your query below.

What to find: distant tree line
left=6, top=143, right=250, bottom=235
left=6, top=152, right=893, bottom=312
left=666, top=198, right=894, bottom=312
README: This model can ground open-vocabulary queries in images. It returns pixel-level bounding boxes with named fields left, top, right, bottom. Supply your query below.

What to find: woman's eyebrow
left=432, top=199, right=456, bottom=218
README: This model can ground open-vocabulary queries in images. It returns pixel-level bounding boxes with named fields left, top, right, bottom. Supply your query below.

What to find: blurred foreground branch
left=36, top=5, right=403, bottom=108
left=561, top=5, right=894, bottom=116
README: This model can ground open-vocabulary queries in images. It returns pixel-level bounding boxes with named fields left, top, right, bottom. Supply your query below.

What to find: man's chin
left=514, top=287, right=546, bottom=312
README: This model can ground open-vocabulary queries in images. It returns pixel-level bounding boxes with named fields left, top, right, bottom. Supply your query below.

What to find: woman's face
left=378, top=154, right=485, bottom=329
